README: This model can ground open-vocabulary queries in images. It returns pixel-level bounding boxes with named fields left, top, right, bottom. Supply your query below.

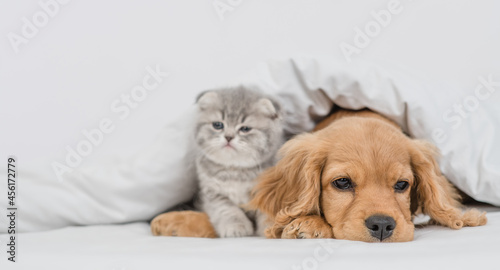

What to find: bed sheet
left=1, top=206, right=499, bottom=270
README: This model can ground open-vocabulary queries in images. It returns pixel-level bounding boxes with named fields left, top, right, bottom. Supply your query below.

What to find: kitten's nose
left=225, top=136, right=233, bottom=142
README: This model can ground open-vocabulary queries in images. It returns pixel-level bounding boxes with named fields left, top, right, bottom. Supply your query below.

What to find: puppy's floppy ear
left=409, top=140, right=487, bottom=229
left=249, top=133, right=326, bottom=238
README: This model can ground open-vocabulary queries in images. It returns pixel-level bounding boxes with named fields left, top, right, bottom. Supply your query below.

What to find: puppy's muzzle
left=365, top=215, right=396, bottom=241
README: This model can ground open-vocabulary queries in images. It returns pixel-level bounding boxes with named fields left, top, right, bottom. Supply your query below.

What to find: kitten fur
left=194, top=87, right=284, bottom=237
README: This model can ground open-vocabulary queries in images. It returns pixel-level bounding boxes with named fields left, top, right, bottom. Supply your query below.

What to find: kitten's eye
left=212, top=122, right=224, bottom=130
left=239, top=126, right=252, bottom=133
left=394, top=180, right=409, bottom=192
left=332, top=178, right=353, bottom=190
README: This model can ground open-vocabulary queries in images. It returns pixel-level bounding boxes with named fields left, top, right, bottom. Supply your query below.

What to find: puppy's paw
left=281, top=216, right=333, bottom=239
left=151, top=211, right=217, bottom=238
left=215, top=216, right=254, bottom=238
left=429, top=208, right=487, bottom=229
left=460, top=209, right=487, bottom=227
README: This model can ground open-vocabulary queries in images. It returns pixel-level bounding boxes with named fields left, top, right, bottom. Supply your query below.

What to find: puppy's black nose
left=365, top=215, right=396, bottom=241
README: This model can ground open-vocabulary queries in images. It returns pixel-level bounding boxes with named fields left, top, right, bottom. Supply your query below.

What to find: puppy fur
left=250, top=109, right=487, bottom=242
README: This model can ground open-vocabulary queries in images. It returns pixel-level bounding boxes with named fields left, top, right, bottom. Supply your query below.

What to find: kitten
left=193, top=87, right=284, bottom=237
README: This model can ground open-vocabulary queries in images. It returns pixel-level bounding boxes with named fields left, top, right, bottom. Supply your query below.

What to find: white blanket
left=240, top=56, right=500, bottom=206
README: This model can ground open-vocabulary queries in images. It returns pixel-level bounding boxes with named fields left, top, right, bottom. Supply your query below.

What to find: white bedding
left=1, top=206, right=499, bottom=270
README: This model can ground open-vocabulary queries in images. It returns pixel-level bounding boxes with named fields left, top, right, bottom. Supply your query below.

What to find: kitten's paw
left=151, top=211, right=217, bottom=238
left=216, top=216, right=254, bottom=238
left=281, top=216, right=333, bottom=239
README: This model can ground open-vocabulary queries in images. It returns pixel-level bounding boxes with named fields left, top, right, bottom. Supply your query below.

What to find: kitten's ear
left=196, top=91, right=219, bottom=110
left=255, top=98, right=280, bottom=119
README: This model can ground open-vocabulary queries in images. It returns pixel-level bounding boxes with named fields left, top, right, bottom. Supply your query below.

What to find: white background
left=1, top=0, right=499, bottom=179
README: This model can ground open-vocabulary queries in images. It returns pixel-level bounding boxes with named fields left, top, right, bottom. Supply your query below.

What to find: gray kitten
left=194, top=87, right=284, bottom=237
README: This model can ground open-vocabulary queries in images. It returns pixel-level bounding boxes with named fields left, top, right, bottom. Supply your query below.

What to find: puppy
left=250, top=109, right=487, bottom=242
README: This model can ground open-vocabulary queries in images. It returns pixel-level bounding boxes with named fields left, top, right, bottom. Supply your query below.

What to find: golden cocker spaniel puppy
left=249, top=109, right=487, bottom=242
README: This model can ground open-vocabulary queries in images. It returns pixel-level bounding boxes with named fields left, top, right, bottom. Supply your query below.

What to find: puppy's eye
left=394, top=180, right=409, bottom=192
left=212, top=122, right=224, bottom=130
left=332, top=178, right=353, bottom=190
left=239, top=126, right=252, bottom=133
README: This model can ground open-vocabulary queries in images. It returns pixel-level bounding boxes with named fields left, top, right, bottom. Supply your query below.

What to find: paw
left=459, top=209, right=487, bottom=227
left=151, top=211, right=217, bottom=238
left=281, top=216, right=333, bottom=239
left=215, top=216, right=254, bottom=238
left=430, top=209, right=487, bottom=229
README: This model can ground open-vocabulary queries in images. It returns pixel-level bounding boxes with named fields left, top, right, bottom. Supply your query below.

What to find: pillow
left=0, top=108, right=199, bottom=233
